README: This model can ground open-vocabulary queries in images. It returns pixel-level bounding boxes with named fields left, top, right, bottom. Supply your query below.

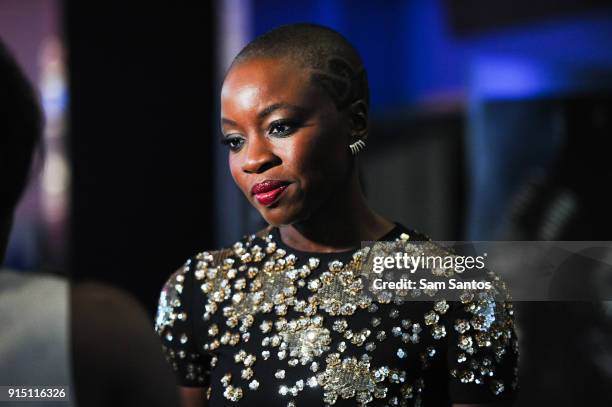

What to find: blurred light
left=472, top=57, right=551, bottom=98
left=218, top=0, right=252, bottom=74
left=40, top=35, right=69, bottom=258
left=469, top=56, right=612, bottom=100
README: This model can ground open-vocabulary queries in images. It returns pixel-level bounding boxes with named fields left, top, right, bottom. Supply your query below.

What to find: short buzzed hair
left=232, top=23, right=369, bottom=111
left=0, top=40, right=43, bottom=215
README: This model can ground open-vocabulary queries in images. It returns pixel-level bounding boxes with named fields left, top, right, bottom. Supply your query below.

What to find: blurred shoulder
left=72, top=281, right=161, bottom=367
left=72, top=281, right=150, bottom=333
left=0, top=271, right=71, bottom=387
left=72, top=281, right=181, bottom=407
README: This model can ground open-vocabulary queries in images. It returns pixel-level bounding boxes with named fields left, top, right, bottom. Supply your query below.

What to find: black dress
left=155, top=223, right=518, bottom=406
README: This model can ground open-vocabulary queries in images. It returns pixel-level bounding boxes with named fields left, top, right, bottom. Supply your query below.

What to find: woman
left=156, top=24, right=518, bottom=406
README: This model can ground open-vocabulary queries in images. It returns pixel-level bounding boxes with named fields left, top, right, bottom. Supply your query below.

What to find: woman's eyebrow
left=221, top=103, right=309, bottom=128
left=257, top=102, right=307, bottom=119
left=221, top=117, right=238, bottom=126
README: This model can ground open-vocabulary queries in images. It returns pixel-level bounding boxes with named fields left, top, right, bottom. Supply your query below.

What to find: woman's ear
left=348, top=99, right=368, bottom=141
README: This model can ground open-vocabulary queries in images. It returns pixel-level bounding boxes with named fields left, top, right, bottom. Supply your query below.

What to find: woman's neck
left=278, top=172, right=395, bottom=253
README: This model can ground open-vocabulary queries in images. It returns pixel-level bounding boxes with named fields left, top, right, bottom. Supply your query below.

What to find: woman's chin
left=260, top=212, right=294, bottom=227
left=257, top=205, right=305, bottom=227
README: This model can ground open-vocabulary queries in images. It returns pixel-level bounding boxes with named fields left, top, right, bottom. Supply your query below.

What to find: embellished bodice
left=155, top=224, right=518, bottom=406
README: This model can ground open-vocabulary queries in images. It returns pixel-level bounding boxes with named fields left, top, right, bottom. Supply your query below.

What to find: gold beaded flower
left=316, top=353, right=389, bottom=405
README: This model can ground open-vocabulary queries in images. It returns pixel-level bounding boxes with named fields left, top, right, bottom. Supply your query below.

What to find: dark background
left=66, top=2, right=216, bottom=317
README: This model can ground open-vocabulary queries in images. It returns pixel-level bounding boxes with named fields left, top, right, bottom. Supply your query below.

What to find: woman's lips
left=251, top=180, right=290, bottom=206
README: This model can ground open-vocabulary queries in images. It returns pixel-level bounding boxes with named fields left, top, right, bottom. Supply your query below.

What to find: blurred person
left=156, top=24, right=517, bottom=407
left=0, top=37, right=71, bottom=406
left=0, top=39, right=180, bottom=407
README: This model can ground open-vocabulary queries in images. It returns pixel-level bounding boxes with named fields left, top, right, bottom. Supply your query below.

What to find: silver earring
left=349, top=139, right=366, bottom=155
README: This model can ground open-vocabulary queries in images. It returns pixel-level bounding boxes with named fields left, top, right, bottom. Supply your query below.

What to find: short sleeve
left=444, top=293, right=519, bottom=403
left=155, top=259, right=211, bottom=387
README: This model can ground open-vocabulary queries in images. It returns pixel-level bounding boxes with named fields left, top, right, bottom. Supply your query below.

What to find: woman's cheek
left=228, top=155, right=248, bottom=195
left=289, top=131, right=324, bottom=167
left=228, top=155, right=238, bottom=181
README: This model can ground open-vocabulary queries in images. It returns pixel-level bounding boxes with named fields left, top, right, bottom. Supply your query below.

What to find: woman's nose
left=241, top=136, right=279, bottom=174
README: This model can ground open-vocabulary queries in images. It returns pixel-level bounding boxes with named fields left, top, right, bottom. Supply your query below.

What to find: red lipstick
left=251, top=180, right=290, bottom=206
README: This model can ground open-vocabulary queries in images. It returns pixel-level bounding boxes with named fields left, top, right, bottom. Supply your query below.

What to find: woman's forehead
left=221, top=58, right=322, bottom=115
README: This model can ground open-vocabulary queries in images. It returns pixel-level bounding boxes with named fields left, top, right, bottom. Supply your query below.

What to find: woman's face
left=221, top=57, right=352, bottom=226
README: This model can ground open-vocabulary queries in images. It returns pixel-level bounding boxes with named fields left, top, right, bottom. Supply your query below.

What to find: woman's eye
left=221, top=137, right=245, bottom=152
left=268, top=122, right=295, bottom=136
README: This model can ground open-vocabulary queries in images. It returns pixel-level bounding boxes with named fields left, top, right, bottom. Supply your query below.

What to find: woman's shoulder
left=159, top=225, right=274, bottom=294
left=156, top=225, right=274, bottom=331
